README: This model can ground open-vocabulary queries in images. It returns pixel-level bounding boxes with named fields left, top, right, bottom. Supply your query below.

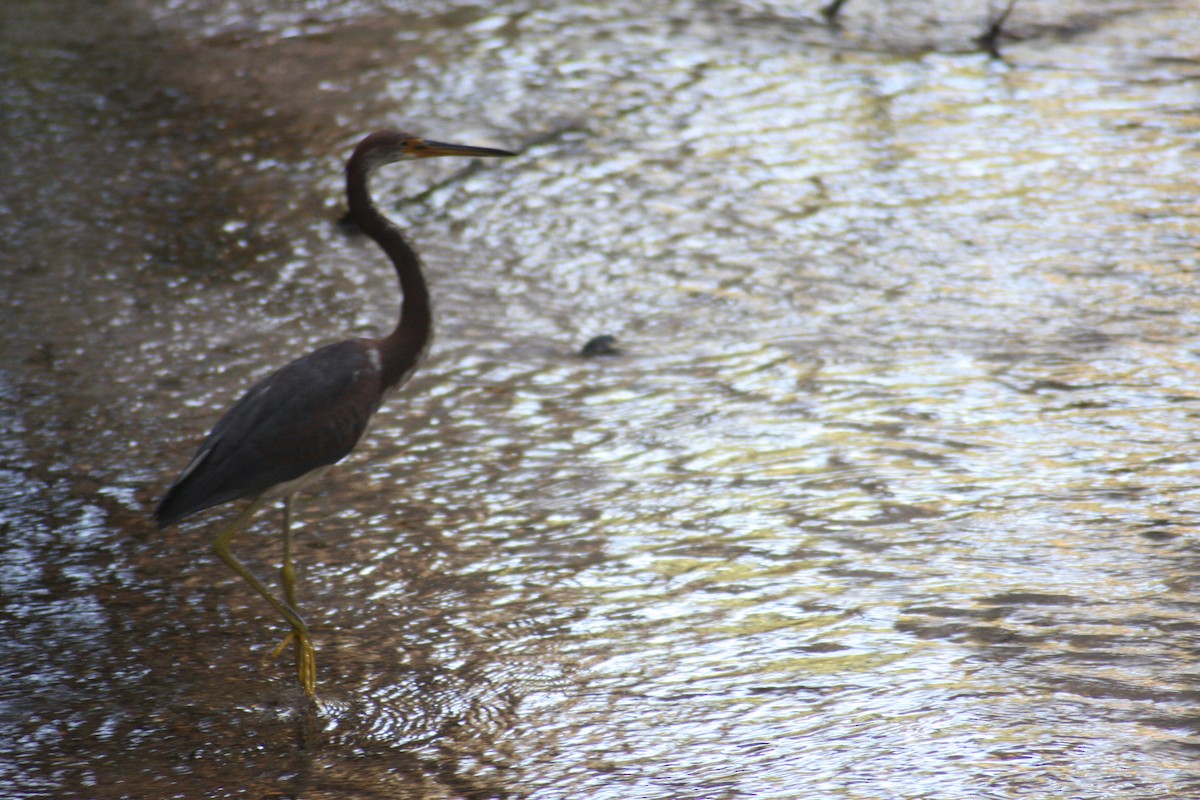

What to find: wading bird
left=155, top=130, right=515, bottom=697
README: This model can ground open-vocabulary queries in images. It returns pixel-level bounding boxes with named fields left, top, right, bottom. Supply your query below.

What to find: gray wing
left=155, top=339, right=383, bottom=528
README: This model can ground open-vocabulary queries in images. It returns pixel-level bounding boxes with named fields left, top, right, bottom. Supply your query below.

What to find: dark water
left=4, top=1, right=1200, bottom=797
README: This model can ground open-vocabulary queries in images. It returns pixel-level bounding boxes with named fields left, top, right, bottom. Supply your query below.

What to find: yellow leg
left=213, top=496, right=317, bottom=698
left=269, top=495, right=299, bottom=662
left=281, top=494, right=300, bottom=608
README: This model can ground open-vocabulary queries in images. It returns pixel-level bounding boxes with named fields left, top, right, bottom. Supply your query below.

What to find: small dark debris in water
left=1140, top=528, right=1177, bottom=542
left=976, top=0, right=1019, bottom=59
left=580, top=334, right=621, bottom=357
left=822, top=0, right=849, bottom=23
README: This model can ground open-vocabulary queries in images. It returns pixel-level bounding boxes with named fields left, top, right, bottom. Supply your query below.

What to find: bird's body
left=155, top=130, right=514, bottom=697
left=156, top=339, right=383, bottom=526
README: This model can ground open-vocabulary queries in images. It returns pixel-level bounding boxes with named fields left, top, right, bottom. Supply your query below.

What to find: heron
left=155, top=130, right=515, bottom=697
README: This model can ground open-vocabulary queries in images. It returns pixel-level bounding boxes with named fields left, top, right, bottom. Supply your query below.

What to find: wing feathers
left=155, top=340, right=382, bottom=527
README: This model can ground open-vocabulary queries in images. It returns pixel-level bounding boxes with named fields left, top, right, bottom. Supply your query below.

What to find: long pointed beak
left=413, top=138, right=516, bottom=159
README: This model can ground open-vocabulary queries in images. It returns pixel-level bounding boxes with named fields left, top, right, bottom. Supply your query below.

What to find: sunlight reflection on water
left=5, top=0, right=1200, bottom=797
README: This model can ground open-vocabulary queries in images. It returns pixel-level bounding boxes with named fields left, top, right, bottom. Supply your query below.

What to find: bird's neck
left=346, top=158, right=433, bottom=393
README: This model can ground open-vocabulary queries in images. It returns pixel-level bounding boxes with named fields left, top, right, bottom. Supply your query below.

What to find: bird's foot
left=266, top=627, right=317, bottom=698
left=296, top=630, right=317, bottom=699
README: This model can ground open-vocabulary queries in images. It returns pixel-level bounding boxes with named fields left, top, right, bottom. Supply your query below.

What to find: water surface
left=3, top=1, right=1200, bottom=797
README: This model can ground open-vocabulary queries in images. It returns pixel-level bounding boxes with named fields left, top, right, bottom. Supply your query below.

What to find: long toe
left=268, top=630, right=295, bottom=662
left=295, top=630, right=317, bottom=698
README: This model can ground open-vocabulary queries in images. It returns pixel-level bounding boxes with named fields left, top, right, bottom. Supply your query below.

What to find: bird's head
left=355, top=130, right=515, bottom=171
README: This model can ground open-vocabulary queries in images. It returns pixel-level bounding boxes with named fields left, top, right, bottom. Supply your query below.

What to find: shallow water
left=4, top=1, right=1200, bottom=797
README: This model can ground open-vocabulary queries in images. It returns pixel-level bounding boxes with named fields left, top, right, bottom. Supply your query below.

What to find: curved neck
left=346, top=153, right=432, bottom=392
